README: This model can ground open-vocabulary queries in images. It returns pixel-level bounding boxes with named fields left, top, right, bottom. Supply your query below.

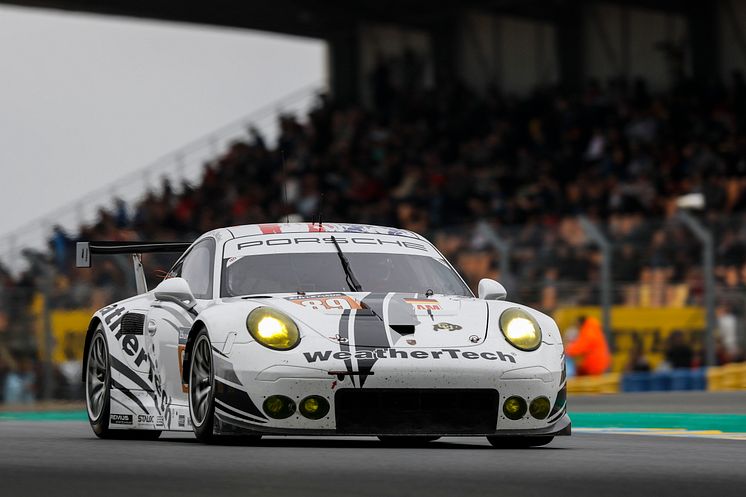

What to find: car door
left=146, top=238, right=216, bottom=408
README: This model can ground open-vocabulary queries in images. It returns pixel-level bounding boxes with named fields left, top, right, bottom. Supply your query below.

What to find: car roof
left=220, top=222, right=426, bottom=241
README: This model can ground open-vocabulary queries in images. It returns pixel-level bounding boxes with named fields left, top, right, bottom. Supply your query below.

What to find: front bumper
left=213, top=341, right=569, bottom=437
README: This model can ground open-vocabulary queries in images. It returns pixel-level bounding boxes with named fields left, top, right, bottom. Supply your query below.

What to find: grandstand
left=2, top=0, right=746, bottom=403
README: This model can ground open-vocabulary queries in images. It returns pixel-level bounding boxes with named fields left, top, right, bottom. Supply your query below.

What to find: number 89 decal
left=286, top=293, right=362, bottom=311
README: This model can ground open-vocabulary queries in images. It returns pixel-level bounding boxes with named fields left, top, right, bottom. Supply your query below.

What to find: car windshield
left=221, top=252, right=472, bottom=297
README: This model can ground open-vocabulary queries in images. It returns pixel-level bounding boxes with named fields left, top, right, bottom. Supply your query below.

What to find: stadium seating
left=2, top=79, right=746, bottom=402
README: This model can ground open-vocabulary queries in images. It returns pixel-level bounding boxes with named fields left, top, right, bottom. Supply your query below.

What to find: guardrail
left=0, top=83, right=324, bottom=274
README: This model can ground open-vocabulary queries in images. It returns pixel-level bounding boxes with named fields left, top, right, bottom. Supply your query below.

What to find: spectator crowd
left=3, top=71, right=746, bottom=401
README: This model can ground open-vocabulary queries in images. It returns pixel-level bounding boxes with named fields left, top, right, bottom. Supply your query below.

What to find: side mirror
left=154, top=277, right=197, bottom=311
left=478, top=278, right=507, bottom=301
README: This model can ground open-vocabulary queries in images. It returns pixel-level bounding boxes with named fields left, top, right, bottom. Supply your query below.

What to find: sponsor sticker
left=137, top=414, right=154, bottom=424
left=156, top=416, right=165, bottom=427
left=178, top=344, right=188, bottom=393
left=256, top=223, right=419, bottom=238
left=178, top=415, right=186, bottom=427
left=287, top=293, right=362, bottom=311
left=302, top=348, right=516, bottom=363
left=404, top=298, right=441, bottom=311
left=433, top=322, right=462, bottom=331
left=225, top=233, right=435, bottom=258
left=110, top=414, right=133, bottom=425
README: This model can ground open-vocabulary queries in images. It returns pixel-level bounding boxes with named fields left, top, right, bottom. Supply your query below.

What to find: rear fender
left=80, top=317, right=102, bottom=382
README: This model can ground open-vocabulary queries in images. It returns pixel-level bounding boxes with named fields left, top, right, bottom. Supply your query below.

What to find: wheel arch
left=182, top=319, right=208, bottom=384
left=81, top=317, right=103, bottom=383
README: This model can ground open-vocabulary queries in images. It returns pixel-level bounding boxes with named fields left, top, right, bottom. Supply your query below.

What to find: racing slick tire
left=189, top=329, right=218, bottom=443
left=86, top=326, right=161, bottom=440
left=377, top=436, right=440, bottom=446
left=486, top=436, right=554, bottom=448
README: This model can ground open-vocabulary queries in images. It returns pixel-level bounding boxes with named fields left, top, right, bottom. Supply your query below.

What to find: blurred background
left=1, top=0, right=746, bottom=407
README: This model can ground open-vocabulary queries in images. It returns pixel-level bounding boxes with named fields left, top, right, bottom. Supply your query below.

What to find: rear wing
left=76, top=241, right=191, bottom=268
left=76, top=241, right=191, bottom=293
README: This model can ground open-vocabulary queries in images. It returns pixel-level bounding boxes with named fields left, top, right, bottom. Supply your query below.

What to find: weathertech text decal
left=303, top=348, right=516, bottom=363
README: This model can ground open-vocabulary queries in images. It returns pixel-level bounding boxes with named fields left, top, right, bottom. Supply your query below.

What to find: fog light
left=529, top=396, right=551, bottom=419
left=299, top=396, right=330, bottom=420
left=503, top=396, right=527, bottom=420
left=263, top=395, right=296, bottom=419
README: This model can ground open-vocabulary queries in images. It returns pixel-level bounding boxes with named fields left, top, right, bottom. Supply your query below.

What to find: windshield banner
left=223, top=233, right=440, bottom=258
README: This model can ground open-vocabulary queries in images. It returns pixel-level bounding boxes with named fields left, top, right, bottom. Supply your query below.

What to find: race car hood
left=244, top=292, right=489, bottom=348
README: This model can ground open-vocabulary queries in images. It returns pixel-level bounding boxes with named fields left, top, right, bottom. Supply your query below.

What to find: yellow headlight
left=247, top=308, right=300, bottom=350
left=499, top=308, right=542, bottom=351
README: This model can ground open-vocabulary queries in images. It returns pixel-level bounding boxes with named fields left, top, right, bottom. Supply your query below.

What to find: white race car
left=78, top=223, right=569, bottom=447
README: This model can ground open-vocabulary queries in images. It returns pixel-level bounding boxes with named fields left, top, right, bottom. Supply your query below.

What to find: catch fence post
left=578, top=216, right=613, bottom=350
left=476, top=221, right=511, bottom=290
left=677, top=211, right=717, bottom=367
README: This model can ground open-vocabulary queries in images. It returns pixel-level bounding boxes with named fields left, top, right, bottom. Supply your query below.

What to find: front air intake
left=335, top=388, right=499, bottom=435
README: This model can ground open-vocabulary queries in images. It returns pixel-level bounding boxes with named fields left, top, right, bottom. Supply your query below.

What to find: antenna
left=316, top=192, right=324, bottom=229
left=281, top=149, right=289, bottom=223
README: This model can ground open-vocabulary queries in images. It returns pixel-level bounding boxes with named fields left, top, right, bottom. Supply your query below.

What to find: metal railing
left=0, top=83, right=325, bottom=274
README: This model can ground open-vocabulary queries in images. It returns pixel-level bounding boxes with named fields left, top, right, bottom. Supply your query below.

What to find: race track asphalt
left=571, top=390, right=746, bottom=413
left=1, top=421, right=744, bottom=497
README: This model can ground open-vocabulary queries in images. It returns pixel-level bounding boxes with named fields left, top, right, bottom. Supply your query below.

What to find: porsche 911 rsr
left=78, top=223, right=570, bottom=447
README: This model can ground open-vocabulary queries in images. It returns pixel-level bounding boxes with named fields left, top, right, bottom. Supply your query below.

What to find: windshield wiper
left=330, top=236, right=363, bottom=292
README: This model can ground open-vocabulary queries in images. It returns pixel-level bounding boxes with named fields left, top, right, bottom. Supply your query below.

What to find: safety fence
left=435, top=215, right=746, bottom=369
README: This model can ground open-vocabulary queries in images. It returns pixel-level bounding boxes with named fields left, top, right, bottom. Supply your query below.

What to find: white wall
left=584, top=3, right=689, bottom=90
left=719, top=0, right=746, bottom=81
left=458, top=11, right=558, bottom=95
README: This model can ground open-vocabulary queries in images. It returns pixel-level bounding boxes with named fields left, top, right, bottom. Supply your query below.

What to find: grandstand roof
left=2, top=0, right=692, bottom=37
left=3, top=1, right=716, bottom=105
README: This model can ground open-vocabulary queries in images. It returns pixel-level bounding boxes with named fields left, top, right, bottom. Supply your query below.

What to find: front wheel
left=486, top=436, right=554, bottom=448
left=189, top=329, right=217, bottom=443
